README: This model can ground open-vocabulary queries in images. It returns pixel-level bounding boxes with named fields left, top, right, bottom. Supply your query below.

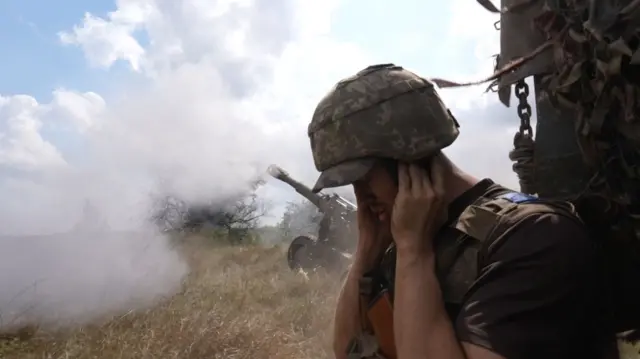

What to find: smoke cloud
left=0, top=0, right=350, bottom=330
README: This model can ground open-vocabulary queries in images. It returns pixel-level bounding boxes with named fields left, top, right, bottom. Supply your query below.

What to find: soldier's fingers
left=419, top=163, right=432, bottom=196
left=397, top=163, right=411, bottom=193
left=409, top=164, right=425, bottom=196
left=430, top=156, right=445, bottom=198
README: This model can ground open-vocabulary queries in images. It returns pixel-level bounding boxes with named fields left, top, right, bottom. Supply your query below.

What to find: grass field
left=0, top=235, right=638, bottom=359
left=0, top=236, right=340, bottom=359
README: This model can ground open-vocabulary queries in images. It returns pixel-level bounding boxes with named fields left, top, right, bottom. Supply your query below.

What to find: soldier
left=308, top=64, right=616, bottom=359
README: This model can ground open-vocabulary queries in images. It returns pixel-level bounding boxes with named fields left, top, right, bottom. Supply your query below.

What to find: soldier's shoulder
left=474, top=192, right=592, bottom=257
left=490, top=206, right=593, bottom=260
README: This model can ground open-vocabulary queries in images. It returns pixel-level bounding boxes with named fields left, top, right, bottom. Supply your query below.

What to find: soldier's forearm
left=394, top=248, right=465, bottom=359
left=332, top=262, right=366, bottom=359
left=333, top=233, right=389, bottom=358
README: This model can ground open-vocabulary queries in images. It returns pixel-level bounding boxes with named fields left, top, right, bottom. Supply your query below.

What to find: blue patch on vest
left=497, top=192, right=537, bottom=204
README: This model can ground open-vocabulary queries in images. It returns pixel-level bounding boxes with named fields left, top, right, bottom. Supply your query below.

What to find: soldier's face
left=353, top=164, right=397, bottom=222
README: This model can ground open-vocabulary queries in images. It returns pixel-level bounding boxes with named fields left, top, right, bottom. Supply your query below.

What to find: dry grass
left=0, top=236, right=341, bottom=359
left=2, top=235, right=639, bottom=359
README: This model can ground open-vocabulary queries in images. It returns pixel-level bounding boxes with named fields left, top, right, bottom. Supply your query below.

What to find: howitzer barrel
left=268, top=165, right=325, bottom=210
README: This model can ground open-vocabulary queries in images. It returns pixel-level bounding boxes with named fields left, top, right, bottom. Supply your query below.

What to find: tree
left=192, top=192, right=268, bottom=241
left=148, top=179, right=268, bottom=242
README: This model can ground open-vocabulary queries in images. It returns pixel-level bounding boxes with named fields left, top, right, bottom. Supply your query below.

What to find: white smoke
left=0, top=0, right=361, bottom=330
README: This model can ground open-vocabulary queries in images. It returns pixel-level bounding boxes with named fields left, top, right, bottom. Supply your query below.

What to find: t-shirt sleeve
left=454, top=212, right=605, bottom=359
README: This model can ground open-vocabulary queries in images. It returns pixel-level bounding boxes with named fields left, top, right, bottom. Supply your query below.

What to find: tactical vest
left=347, top=189, right=583, bottom=359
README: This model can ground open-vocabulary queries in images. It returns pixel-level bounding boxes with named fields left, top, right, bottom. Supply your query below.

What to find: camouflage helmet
left=308, top=63, right=460, bottom=193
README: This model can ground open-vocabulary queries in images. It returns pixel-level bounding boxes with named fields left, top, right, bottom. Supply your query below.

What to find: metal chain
left=509, top=79, right=536, bottom=194
left=515, top=80, right=533, bottom=138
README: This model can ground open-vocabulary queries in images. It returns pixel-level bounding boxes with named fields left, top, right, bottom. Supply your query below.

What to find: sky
left=0, top=0, right=541, bottom=329
left=0, top=0, right=525, bottom=232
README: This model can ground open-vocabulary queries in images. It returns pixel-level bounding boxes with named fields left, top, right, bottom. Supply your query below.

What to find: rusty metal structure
left=268, top=165, right=357, bottom=271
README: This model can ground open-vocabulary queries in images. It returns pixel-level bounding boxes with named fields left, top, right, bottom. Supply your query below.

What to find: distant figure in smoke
left=73, top=199, right=109, bottom=233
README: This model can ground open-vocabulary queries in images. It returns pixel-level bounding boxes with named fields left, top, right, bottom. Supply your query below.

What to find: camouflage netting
left=435, top=1, right=640, bottom=333
left=437, top=0, right=640, bottom=246
left=524, top=1, right=640, bottom=240
left=527, top=0, right=640, bottom=246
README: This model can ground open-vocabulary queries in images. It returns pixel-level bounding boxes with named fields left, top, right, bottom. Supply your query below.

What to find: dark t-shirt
left=443, top=179, right=615, bottom=359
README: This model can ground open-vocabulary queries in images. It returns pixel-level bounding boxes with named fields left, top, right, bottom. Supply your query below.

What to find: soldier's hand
left=391, top=158, right=448, bottom=253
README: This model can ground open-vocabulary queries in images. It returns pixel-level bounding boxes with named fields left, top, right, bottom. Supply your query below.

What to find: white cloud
left=435, top=0, right=502, bottom=109
left=59, top=11, right=147, bottom=71
left=0, top=95, right=67, bottom=170
left=423, top=0, right=524, bottom=190
left=50, top=90, right=106, bottom=132
left=46, top=0, right=364, bottom=224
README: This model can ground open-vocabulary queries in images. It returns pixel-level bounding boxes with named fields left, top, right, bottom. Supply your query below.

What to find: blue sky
left=0, top=0, right=112, bottom=100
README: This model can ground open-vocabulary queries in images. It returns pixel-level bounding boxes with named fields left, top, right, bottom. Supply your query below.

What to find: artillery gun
left=268, top=164, right=357, bottom=272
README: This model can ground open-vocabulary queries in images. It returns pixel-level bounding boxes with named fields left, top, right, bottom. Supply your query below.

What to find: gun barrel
left=268, top=165, right=325, bottom=210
